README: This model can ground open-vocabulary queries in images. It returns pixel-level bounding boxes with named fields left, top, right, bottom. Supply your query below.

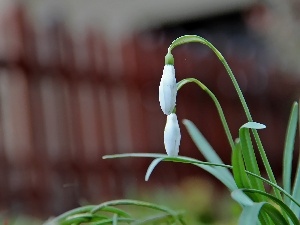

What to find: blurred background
left=0, top=0, right=299, bottom=224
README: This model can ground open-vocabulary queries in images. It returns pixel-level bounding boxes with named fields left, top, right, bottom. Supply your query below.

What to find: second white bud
left=164, top=113, right=181, bottom=157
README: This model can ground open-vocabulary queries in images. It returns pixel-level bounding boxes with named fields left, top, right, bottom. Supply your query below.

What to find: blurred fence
left=0, top=3, right=299, bottom=218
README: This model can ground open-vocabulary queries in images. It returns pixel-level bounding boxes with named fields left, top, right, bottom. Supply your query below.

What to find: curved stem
left=177, top=78, right=235, bottom=151
left=169, top=35, right=281, bottom=201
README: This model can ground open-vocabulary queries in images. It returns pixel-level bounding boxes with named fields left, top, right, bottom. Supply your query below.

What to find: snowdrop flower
left=164, top=113, right=181, bottom=157
left=159, top=52, right=177, bottom=115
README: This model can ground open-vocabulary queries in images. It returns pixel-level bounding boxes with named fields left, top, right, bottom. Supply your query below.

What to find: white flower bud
left=164, top=113, right=181, bottom=157
left=159, top=65, right=177, bottom=115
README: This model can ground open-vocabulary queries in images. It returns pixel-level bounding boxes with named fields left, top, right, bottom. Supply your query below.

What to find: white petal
left=164, top=113, right=181, bottom=157
left=159, top=65, right=177, bottom=115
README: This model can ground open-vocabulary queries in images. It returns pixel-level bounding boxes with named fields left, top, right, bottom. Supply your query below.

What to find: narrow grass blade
left=289, top=102, right=300, bottom=217
left=239, top=122, right=266, bottom=200
left=182, top=119, right=226, bottom=164
left=231, top=140, right=263, bottom=202
left=45, top=205, right=95, bottom=224
left=291, top=163, right=300, bottom=218
left=145, top=158, right=164, bottom=181
left=182, top=119, right=235, bottom=186
left=232, top=140, right=251, bottom=189
left=194, top=163, right=237, bottom=191
left=91, top=199, right=178, bottom=216
left=283, top=102, right=299, bottom=205
left=91, top=199, right=185, bottom=225
left=231, top=189, right=253, bottom=206
left=132, top=212, right=176, bottom=225
left=103, top=153, right=232, bottom=169
left=89, top=217, right=135, bottom=225
left=261, top=204, right=289, bottom=225
left=62, top=213, right=92, bottom=225
left=46, top=205, right=132, bottom=225
left=99, top=206, right=132, bottom=218
left=104, top=152, right=237, bottom=191
left=103, top=153, right=169, bottom=159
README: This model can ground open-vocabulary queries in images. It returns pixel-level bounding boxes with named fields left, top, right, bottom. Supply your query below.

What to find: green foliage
left=232, top=140, right=251, bottom=190
left=128, top=176, right=240, bottom=224
left=238, top=123, right=267, bottom=201
left=46, top=35, right=300, bottom=224
left=283, top=102, right=299, bottom=206
left=182, top=119, right=236, bottom=191
left=44, top=200, right=185, bottom=225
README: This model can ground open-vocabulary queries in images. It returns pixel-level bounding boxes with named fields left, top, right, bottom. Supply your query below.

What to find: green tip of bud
left=172, top=107, right=176, bottom=114
left=165, top=52, right=174, bottom=65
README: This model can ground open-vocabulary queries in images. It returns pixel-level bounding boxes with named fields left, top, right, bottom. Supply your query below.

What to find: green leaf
left=63, top=213, right=92, bottom=225
left=239, top=203, right=264, bottom=225
left=182, top=119, right=225, bottom=165
left=290, top=102, right=300, bottom=217
left=241, top=122, right=266, bottom=130
left=103, top=153, right=231, bottom=169
left=90, top=218, right=135, bottom=225
left=291, top=164, right=300, bottom=218
left=99, top=206, right=132, bottom=218
left=89, top=199, right=185, bottom=225
left=194, top=163, right=237, bottom=191
left=47, top=205, right=95, bottom=224
left=283, top=102, right=299, bottom=205
left=232, top=190, right=290, bottom=225
left=242, top=189, right=299, bottom=225
left=91, top=199, right=178, bottom=216
left=112, top=214, right=117, bottom=225
left=232, top=140, right=266, bottom=203
left=231, top=189, right=253, bottom=206
left=182, top=119, right=236, bottom=188
left=260, top=203, right=288, bottom=225
left=104, top=152, right=237, bottom=190
left=46, top=205, right=133, bottom=225
left=232, top=140, right=251, bottom=190
left=239, top=123, right=266, bottom=200
left=90, top=215, right=110, bottom=222
left=231, top=190, right=268, bottom=225
left=103, top=153, right=169, bottom=159
left=145, top=158, right=164, bottom=181
left=133, top=212, right=176, bottom=225
left=244, top=170, right=300, bottom=210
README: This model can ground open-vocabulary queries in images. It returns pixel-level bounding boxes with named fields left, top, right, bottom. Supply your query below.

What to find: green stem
left=169, top=35, right=281, bottom=201
left=177, top=78, right=235, bottom=151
